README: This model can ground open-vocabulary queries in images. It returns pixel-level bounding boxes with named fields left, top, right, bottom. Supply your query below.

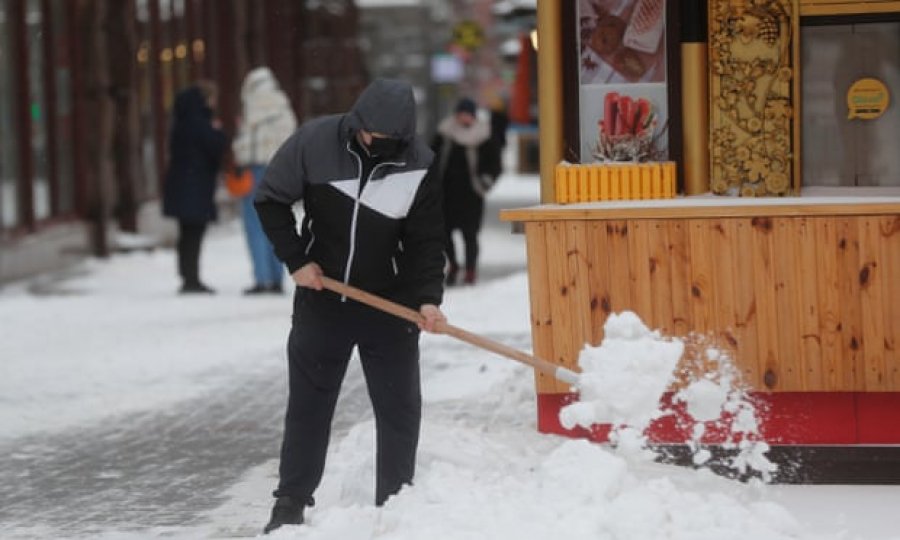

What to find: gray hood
left=345, top=78, right=417, bottom=143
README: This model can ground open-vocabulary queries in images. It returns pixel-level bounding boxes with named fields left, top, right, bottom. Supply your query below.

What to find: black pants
left=275, top=289, right=422, bottom=506
left=445, top=226, right=479, bottom=272
left=444, top=194, right=484, bottom=273
left=177, top=220, right=207, bottom=286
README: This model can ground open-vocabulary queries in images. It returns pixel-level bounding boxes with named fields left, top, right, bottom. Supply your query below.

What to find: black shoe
left=267, top=283, right=283, bottom=294
left=243, top=284, right=269, bottom=295
left=263, top=496, right=307, bottom=534
left=180, top=282, right=215, bottom=294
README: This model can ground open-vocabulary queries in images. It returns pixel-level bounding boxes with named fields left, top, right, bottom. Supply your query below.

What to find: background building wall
left=0, top=0, right=369, bottom=284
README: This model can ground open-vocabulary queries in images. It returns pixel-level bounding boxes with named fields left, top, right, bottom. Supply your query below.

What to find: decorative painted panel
left=708, top=0, right=798, bottom=196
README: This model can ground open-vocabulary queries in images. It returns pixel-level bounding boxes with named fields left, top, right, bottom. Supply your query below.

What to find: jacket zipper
left=304, top=218, right=315, bottom=255
left=343, top=142, right=405, bottom=301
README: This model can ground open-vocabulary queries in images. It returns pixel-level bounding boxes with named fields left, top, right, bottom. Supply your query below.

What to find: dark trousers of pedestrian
left=275, top=288, right=422, bottom=507
left=177, top=220, right=207, bottom=287
left=445, top=226, right=479, bottom=273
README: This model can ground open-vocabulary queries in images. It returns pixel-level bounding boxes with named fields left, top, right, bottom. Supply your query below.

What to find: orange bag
left=225, top=167, right=254, bottom=197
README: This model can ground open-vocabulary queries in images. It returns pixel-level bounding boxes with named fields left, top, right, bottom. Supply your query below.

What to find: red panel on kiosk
left=856, top=393, right=900, bottom=444
left=535, top=392, right=894, bottom=445
left=756, top=392, right=857, bottom=444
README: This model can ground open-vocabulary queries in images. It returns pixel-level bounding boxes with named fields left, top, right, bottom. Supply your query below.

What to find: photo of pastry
left=578, top=0, right=667, bottom=84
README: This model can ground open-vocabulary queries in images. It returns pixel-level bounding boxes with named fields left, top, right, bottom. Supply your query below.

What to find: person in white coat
left=233, top=67, right=298, bottom=294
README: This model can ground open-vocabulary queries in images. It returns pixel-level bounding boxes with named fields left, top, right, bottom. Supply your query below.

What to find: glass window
left=0, top=0, right=20, bottom=229
left=27, top=0, right=50, bottom=220
left=802, top=22, right=900, bottom=187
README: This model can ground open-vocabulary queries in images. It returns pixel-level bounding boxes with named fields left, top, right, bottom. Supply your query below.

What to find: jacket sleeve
left=253, top=130, right=309, bottom=273
left=401, top=164, right=446, bottom=307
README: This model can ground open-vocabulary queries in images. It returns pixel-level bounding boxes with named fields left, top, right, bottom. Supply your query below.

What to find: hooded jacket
left=233, top=67, right=297, bottom=166
left=254, top=78, right=444, bottom=308
left=162, top=86, right=228, bottom=223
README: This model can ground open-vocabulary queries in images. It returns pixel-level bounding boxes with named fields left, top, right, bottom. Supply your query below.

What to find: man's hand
left=292, top=262, right=324, bottom=290
left=419, top=304, right=446, bottom=333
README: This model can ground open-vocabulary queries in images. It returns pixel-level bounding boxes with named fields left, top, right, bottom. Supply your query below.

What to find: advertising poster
left=577, top=0, right=669, bottom=163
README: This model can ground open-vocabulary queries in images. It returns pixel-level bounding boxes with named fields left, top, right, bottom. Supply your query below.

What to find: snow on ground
left=3, top=173, right=900, bottom=539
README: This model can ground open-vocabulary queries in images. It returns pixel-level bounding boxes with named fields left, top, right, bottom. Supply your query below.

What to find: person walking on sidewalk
left=233, top=67, right=297, bottom=295
left=431, top=97, right=502, bottom=286
left=162, top=81, right=229, bottom=294
left=253, top=78, right=447, bottom=533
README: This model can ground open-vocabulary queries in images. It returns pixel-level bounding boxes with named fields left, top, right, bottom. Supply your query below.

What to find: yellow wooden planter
left=554, top=162, right=677, bottom=204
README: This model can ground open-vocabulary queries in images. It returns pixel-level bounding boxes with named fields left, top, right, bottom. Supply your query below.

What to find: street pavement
left=1, top=368, right=284, bottom=537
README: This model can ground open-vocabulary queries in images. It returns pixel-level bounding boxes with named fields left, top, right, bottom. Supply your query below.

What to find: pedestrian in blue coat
left=162, top=82, right=229, bottom=294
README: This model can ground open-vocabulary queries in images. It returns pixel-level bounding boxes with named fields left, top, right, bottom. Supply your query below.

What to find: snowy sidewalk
left=0, top=175, right=538, bottom=539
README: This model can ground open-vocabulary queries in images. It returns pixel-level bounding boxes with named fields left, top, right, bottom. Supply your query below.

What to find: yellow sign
left=452, top=20, right=484, bottom=51
left=847, top=78, right=890, bottom=120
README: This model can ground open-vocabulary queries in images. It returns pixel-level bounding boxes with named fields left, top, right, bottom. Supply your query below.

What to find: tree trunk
left=107, top=0, right=142, bottom=232
left=78, top=0, right=115, bottom=257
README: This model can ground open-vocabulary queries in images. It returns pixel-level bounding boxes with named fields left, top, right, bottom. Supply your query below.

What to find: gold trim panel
left=708, top=0, right=799, bottom=197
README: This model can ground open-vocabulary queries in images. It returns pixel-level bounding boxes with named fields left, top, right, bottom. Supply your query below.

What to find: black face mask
left=365, top=137, right=404, bottom=159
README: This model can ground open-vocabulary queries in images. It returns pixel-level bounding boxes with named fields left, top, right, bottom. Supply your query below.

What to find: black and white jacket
left=254, top=78, right=444, bottom=308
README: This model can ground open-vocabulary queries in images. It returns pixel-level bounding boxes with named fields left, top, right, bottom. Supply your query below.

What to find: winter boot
left=263, top=495, right=307, bottom=534
left=243, top=284, right=270, bottom=295
left=180, top=282, right=215, bottom=294
left=267, top=282, right=284, bottom=294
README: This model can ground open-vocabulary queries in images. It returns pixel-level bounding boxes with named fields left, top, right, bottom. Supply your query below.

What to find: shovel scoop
left=321, top=276, right=581, bottom=387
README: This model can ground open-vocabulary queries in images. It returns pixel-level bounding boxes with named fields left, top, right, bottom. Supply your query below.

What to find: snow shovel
left=321, top=276, right=581, bottom=387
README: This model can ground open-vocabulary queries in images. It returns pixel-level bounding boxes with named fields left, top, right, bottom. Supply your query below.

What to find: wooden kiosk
left=501, top=0, right=900, bottom=475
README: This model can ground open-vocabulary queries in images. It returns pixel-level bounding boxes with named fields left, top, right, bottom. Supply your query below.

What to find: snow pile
left=559, top=311, right=683, bottom=457
left=560, top=312, right=776, bottom=479
left=263, top=426, right=810, bottom=540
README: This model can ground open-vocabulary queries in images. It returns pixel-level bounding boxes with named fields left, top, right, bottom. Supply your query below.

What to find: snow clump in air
left=561, top=311, right=777, bottom=480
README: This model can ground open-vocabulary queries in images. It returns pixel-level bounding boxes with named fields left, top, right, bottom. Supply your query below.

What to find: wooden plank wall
left=527, top=215, right=900, bottom=394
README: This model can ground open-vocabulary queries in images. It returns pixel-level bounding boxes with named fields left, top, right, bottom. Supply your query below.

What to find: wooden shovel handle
left=320, top=276, right=580, bottom=386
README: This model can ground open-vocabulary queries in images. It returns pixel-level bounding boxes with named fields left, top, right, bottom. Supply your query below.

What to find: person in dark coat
left=253, top=78, right=446, bottom=533
left=431, top=97, right=502, bottom=286
left=162, top=82, right=229, bottom=294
